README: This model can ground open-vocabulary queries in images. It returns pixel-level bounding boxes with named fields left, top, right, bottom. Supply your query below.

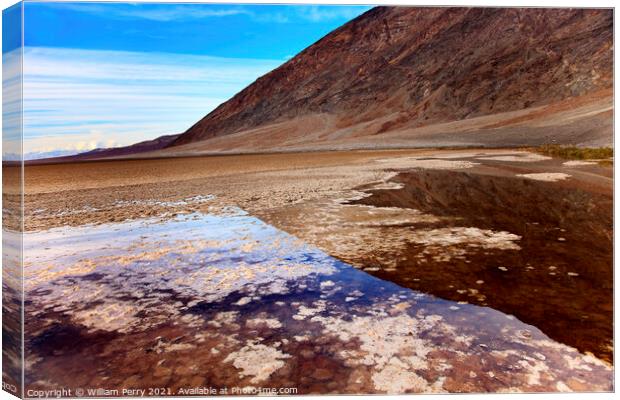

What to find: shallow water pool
left=23, top=209, right=612, bottom=394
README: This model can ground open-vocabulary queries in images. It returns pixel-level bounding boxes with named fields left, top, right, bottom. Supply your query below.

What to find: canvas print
left=2, top=2, right=614, bottom=397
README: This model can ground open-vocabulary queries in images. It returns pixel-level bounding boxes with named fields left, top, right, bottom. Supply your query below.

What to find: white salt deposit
left=404, top=159, right=479, bottom=170
left=223, top=340, right=291, bottom=383
left=408, top=227, right=521, bottom=250
left=562, top=160, right=597, bottom=166
left=476, top=153, right=551, bottom=162
left=516, top=173, right=571, bottom=182
left=376, top=157, right=479, bottom=169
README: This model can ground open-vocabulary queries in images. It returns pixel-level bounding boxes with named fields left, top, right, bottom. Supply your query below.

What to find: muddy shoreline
left=350, top=169, right=613, bottom=362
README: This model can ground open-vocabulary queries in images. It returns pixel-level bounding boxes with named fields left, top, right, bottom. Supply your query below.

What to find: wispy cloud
left=295, top=5, right=371, bottom=22
left=50, top=3, right=251, bottom=22
left=42, top=3, right=371, bottom=24
left=3, top=49, right=22, bottom=159
left=22, top=47, right=282, bottom=158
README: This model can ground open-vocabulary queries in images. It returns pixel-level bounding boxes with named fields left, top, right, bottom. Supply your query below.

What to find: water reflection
left=24, top=209, right=612, bottom=394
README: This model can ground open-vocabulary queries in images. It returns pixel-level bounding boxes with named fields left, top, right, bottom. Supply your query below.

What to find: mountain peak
left=170, top=7, right=612, bottom=150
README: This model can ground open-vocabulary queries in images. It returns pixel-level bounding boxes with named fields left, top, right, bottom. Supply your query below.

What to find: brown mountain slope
left=169, top=6, right=613, bottom=151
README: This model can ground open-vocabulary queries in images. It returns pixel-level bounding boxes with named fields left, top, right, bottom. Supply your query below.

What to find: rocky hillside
left=170, top=7, right=613, bottom=149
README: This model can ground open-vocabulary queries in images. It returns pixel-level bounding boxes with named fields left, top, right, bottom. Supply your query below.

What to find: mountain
left=168, top=6, right=612, bottom=152
left=74, top=134, right=181, bottom=159
left=22, top=150, right=78, bottom=161
left=28, top=134, right=180, bottom=163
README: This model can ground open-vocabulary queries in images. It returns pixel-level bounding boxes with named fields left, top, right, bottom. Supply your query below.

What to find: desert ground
left=13, top=148, right=613, bottom=394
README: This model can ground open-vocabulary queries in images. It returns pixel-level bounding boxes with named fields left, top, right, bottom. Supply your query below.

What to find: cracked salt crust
left=517, top=173, right=571, bottom=182
left=311, top=310, right=455, bottom=392
left=408, top=227, right=521, bottom=250
left=114, top=195, right=215, bottom=208
left=246, top=317, right=282, bottom=329
left=223, top=340, right=291, bottom=384
left=518, top=358, right=551, bottom=385
left=367, top=181, right=405, bottom=190
left=293, top=300, right=327, bottom=320
left=48, top=195, right=216, bottom=219
left=476, top=152, right=551, bottom=162
left=417, top=152, right=486, bottom=159
left=292, top=198, right=441, bottom=268
left=376, top=158, right=479, bottom=170
left=562, top=160, right=597, bottom=166
left=152, top=339, right=195, bottom=354
left=371, top=359, right=430, bottom=393
left=73, top=302, right=140, bottom=333
left=207, top=311, right=239, bottom=328
left=179, top=313, right=203, bottom=328
left=556, top=381, right=572, bottom=392
left=235, top=297, right=252, bottom=306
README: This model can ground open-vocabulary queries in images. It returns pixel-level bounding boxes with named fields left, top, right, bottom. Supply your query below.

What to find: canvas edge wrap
left=3, top=2, right=24, bottom=398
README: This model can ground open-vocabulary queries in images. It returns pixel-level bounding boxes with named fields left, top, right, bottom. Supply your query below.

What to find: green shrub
left=534, top=144, right=613, bottom=160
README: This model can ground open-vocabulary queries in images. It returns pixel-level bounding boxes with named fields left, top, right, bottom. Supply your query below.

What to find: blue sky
left=10, top=2, right=372, bottom=158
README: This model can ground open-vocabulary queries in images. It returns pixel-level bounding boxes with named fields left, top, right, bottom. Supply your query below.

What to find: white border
left=0, top=1, right=616, bottom=400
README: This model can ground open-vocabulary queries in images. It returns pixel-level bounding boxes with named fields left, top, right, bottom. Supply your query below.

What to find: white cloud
left=22, top=47, right=282, bottom=157
left=296, top=5, right=370, bottom=22
left=25, top=130, right=120, bottom=154
left=44, top=3, right=252, bottom=22
left=3, top=49, right=23, bottom=159
left=42, top=3, right=370, bottom=24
